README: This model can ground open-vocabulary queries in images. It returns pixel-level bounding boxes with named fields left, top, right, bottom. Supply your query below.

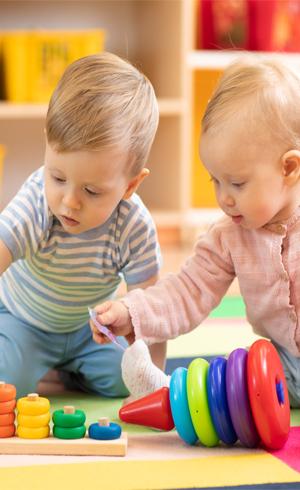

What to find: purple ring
left=226, top=348, right=260, bottom=447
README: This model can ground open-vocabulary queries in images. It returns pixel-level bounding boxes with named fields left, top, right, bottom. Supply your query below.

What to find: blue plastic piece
left=88, top=421, right=122, bottom=440
left=169, top=367, right=198, bottom=445
left=207, top=357, right=237, bottom=445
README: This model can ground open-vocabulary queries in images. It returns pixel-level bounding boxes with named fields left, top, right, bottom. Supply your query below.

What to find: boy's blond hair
left=202, top=56, right=300, bottom=149
left=46, top=52, right=159, bottom=176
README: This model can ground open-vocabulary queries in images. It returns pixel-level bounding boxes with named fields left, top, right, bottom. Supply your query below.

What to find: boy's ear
left=123, top=168, right=150, bottom=199
left=281, top=150, right=300, bottom=185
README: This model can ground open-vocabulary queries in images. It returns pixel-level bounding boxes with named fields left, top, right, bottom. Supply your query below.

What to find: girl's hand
left=89, top=300, right=134, bottom=345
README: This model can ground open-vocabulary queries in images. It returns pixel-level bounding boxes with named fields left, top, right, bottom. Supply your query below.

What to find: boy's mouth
left=60, top=215, right=80, bottom=227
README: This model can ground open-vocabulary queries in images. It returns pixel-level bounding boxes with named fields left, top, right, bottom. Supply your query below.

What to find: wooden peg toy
left=0, top=381, right=16, bottom=438
left=88, top=417, right=122, bottom=440
left=17, top=393, right=50, bottom=439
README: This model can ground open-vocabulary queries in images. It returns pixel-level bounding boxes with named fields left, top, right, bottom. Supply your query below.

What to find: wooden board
left=0, top=432, right=127, bottom=456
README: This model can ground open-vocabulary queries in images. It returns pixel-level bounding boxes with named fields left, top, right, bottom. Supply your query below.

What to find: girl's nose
left=219, top=189, right=235, bottom=208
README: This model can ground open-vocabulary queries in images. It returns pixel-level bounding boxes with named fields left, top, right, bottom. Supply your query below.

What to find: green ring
left=53, top=425, right=86, bottom=439
left=187, top=358, right=219, bottom=447
left=52, top=409, right=86, bottom=428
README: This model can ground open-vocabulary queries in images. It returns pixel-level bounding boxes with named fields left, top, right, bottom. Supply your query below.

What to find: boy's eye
left=85, top=187, right=100, bottom=196
left=52, top=175, right=65, bottom=183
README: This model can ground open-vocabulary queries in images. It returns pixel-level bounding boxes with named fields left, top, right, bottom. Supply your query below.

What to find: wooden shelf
left=0, top=98, right=185, bottom=120
left=188, top=49, right=300, bottom=70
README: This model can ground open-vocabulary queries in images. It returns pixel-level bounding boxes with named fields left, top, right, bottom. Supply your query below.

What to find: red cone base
left=119, top=387, right=174, bottom=431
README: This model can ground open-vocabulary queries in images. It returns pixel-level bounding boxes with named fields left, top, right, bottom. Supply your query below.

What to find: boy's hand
left=89, top=300, right=135, bottom=345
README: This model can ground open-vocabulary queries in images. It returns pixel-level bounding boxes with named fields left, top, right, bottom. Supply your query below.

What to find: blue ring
left=88, top=422, right=122, bottom=440
left=169, top=367, right=198, bottom=445
left=207, top=357, right=237, bottom=445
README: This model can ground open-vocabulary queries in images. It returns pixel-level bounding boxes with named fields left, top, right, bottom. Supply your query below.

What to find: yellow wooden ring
left=17, top=425, right=50, bottom=439
left=17, top=396, right=50, bottom=416
left=17, top=412, right=50, bottom=428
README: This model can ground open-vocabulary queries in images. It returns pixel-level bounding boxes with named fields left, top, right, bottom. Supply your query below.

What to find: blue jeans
left=273, top=341, right=300, bottom=407
left=0, top=300, right=128, bottom=398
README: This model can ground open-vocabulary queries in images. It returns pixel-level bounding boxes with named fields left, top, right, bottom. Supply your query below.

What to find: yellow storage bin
left=0, top=144, right=5, bottom=203
left=192, top=69, right=223, bottom=208
left=2, top=29, right=105, bottom=103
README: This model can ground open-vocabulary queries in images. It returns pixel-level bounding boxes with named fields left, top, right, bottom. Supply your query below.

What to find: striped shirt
left=0, top=167, right=161, bottom=333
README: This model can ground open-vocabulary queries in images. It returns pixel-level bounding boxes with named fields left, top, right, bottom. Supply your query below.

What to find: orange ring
left=0, top=383, right=16, bottom=402
left=0, top=399, right=16, bottom=414
left=247, top=339, right=290, bottom=449
left=0, top=412, right=15, bottom=426
left=0, top=424, right=15, bottom=438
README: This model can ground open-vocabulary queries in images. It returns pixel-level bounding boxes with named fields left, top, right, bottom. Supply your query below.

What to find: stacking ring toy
left=0, top=382, right=16, bottom=402
left=247, top=339, right=290, bottom=449
left=226, top=348, right=259, bottom=448
left=52, top=407, right=86, bottom=428
left=169, top=367, right=198, bottom=445
left=187, top=358, right=218, bottom=447
left=17, top=425, right=50, bottom=439
left=17, top=412, right=50, bottom=428
left=89, top=418, right=121, bottom=440
left=0, top=399, right=16, bottom=415
left=0, top=412, right=15, bottom=426
left=17, top=394, right=50, bottom=416
left=207, top=357, right=237, bottom=445
left=53, top=425, right=86, bottom=439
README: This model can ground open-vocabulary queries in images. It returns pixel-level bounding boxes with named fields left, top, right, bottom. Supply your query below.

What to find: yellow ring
left=17, top=412, right=50, bottom=428
left=17, top=396, right=50, bottom=416
left=17, top=425, right=50, bottom=439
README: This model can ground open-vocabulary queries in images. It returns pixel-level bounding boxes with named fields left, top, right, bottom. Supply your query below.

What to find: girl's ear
left=281, top=150, right=300, bottom=185
left=123, top=168, right=150, bottom=199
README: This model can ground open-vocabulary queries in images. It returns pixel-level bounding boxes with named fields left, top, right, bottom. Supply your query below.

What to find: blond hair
left=46, top=52, right=159, bottom=175
left=202, top=56, right=300, bottom=148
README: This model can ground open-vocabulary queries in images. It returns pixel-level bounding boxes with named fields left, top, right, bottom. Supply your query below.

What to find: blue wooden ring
left=207, top=357, right=237, bottom=445
left=169, top=367, right=198, bottom=445
left=88, top=422, right=122, bottom=440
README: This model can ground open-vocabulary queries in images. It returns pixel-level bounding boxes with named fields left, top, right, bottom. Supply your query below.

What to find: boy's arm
left=0, top=239, right=13, bottom=274
left=127, top=274, right=167, bottom=371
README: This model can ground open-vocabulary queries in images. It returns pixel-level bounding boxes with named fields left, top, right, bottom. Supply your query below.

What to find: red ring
left=247, top=339, right=290, bottom=449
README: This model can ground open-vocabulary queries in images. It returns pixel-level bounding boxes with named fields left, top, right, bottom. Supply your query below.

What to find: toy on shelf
left=0, top=381, right=16, bottom=438
left=88, top=416, right=122, bottom=440
left=119, top=339, right=290, bottom=450
left=52, top=405, right=86, bottom=439
left=17, top=393, right=50, bottom=439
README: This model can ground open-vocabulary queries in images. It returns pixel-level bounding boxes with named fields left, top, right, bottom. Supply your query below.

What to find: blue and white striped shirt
left=0, top=167, right=161, bottom=332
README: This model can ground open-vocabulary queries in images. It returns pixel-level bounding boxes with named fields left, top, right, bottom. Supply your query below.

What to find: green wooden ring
left=53, top=425, right=86, bottom=439
left=52, top=409, right=86, bottom=428
left=187, top=358, right=219, bottom=447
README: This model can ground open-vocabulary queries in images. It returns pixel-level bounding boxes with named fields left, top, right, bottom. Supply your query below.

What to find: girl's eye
left=232, top=182, right=245, bottom=188
left=210, top=176, right=219, bottom=185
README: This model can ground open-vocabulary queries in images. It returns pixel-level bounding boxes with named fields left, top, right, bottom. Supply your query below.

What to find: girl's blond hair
left=202, top=56, right=300, bottom=148
left=46, top=52, right=159, bottom=175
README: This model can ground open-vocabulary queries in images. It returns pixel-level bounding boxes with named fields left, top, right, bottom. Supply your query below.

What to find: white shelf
left=188, top=49, right=300, bottom=70
left=0, top=98, right=185, bottom=119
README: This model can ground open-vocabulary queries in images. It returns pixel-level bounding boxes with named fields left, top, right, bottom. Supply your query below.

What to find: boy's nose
left=219, top=191, right=235, bottom=208
left=62, top=191, right=81, bottom=210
